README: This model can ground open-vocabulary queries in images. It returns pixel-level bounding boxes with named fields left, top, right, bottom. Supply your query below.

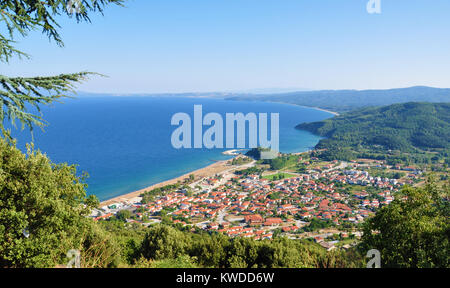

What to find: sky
left=1, top=0, right=450, bottom=94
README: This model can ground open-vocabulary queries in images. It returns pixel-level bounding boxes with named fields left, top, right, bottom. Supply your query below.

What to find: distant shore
left=306, top=106, right=340, bottom=116
left=223, top=97, right=340, bottom=116
left=264, top=102, right=340, bottom=116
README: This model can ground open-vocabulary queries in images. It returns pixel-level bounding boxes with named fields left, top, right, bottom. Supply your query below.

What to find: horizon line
left=74, top=85, right=450, bottom=96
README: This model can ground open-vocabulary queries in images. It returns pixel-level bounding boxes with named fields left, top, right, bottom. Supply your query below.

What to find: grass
left=262, top=173, right=297, bottom=181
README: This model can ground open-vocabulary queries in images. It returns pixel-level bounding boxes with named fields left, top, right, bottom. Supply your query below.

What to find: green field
left=262, top=172, right=298, bottom=181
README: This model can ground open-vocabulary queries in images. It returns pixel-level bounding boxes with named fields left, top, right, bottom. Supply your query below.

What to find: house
left=94, top=213, right=113, bottom=221
left=262, top=233, right=273, bottom=240
left=320, top=241, right=336, bottom=251
left=264, top=218, right=283, bottom=226
left=314, top=236, right=324, bottom=243
left=244, top=214, right=264, bottom=226
left=208, top=222, right=219, bottom=230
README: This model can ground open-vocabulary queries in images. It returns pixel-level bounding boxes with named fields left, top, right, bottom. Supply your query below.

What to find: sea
left=9, top=96, right=333, bottom=201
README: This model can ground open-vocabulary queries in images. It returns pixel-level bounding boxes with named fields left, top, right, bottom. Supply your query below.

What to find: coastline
left=268, top=102, right=340, bottom=116
left=100, top=157, right=235, bottom=207
left=221, top=97, right=340, bottom=116
left=99, top=147, right=315, bottom=208
left=98, top=98, right=334, bottom=207
left=305, top=106, right=340, bottom=116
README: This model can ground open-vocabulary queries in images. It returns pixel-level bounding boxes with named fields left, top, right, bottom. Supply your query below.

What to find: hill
left=296, top=102, right=450, bottom=160
left=227, top=86, right=450, bottom=113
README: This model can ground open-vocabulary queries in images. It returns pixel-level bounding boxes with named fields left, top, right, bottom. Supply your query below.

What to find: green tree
left=0, top=0, right=126, bottom=268
left=0, top=0, right=123, bottom=138
left=140, top=225, right=187, bottom=261
left=116, top=210, right=132, bottom=222
left=360, top=179, right=450, bottom=268
left=188, top=233, right=228, bottom=268
left=0, top=139, right=119, bottom=267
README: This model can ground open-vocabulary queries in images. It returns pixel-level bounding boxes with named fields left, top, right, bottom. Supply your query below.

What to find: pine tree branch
left=0, top=1, right=124, bottom=139
left=0, top=0, right=125, bottom=61
left=0, top=72, right=94, bottom=138
left=0, top=35, right=29, bottom=62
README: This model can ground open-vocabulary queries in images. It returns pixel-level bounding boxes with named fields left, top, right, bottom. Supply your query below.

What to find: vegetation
left=264, top=155, right=299, bottom=170
left=363, top=168, right=406, bottom=180
left=249, top=153, right=304, bottom=171
left=235, top=166, right=264, bottom=176
left=140, top=184, right=181, bottom=204
left=262, top=173, right=297, bottom=181
left=0, top=1, right=448, bottom=269
left=0, top=139, right=119, bottom=268
left=298, top=102, right=450, bottom=161
left=360, top=179, right=449, bottom=268
left=135, top=224, right=363, bottom=268
left=0, top=0, right=126, bottom=268
left=231, top=156, right=252, bottom=166
left=301, top=218, right=334, bottom=232
left=116, top=210, right=132, bottom=222
left=1, top=134, right=448, bottom=267
left=245, top=147, right=272, bottom=160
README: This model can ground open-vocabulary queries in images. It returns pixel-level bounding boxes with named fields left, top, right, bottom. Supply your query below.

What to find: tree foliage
left=136, top=224, right=363, bottom=268
left=0, top=138, right=120, bottom=267
left=360, top=179, right=450, bottom=268
left=298, top=102, right=450, bottom=161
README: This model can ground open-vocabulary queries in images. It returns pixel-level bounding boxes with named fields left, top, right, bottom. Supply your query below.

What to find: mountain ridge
left=296, top=102, right=450, bottom=158
left=227, top=86, right=450, bottom=112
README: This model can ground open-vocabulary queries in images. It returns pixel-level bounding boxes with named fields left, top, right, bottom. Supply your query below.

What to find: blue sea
left=9, top=96, right=333, bottom=201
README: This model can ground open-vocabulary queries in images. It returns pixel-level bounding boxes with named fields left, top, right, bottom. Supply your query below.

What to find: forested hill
left=296, top=102, right=450, bottom=153
left=227, top=86, right=450, bottom=113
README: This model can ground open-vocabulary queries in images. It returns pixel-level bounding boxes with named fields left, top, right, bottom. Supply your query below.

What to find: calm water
left=9, top=96, right=332, bottom=201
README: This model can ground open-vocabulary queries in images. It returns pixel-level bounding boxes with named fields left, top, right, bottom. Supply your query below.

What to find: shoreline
left=266, top=102, right=340, bottom=116
left=217, top=96, right=340, bottom=116
left=99, top=147, right=314, bottom=207
left=99, top=156, right=236, bottom=207
left=98, top=98, right=333, bottom=207
left=305, top=106, right=340, bottom=116
left=222, top=149, right=247, bottom=156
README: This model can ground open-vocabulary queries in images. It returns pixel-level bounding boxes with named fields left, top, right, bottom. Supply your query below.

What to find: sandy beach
left=100, top=157, right=235, bottom=207
left=97, top=101, right=334, bottom=208
left=309, top=106, right=340, bottom=116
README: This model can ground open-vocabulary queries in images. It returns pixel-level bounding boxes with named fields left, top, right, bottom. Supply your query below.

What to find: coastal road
left=216, top=209, right=228, bottom=225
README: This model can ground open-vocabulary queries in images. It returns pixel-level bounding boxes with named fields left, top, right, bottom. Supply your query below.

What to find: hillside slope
left=296, top=102, right=450, bottom=153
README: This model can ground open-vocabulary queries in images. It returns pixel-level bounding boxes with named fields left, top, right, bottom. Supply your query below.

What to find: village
left=91, top=151, right=424, bottom=251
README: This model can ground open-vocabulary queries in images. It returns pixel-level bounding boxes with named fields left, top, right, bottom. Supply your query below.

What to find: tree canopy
left=360, top=179, right=450, bottom=268
left=136, top=224, right=363, bottom=268
left=297, top=102, right=450, bottom=160
left=0, top=0, right=125, bottom=268
left=0, top=138, right=121, bottom=267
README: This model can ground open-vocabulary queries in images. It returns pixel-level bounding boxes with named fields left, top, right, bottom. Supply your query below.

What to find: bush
left=0, top=139, right=118, bottom=268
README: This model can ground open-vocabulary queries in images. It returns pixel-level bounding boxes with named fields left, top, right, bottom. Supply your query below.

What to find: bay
left=10, top=96, right=333, bottom=201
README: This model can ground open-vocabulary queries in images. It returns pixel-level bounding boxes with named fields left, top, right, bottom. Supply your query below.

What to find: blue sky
left=1, top=0, right=450, bottom=93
